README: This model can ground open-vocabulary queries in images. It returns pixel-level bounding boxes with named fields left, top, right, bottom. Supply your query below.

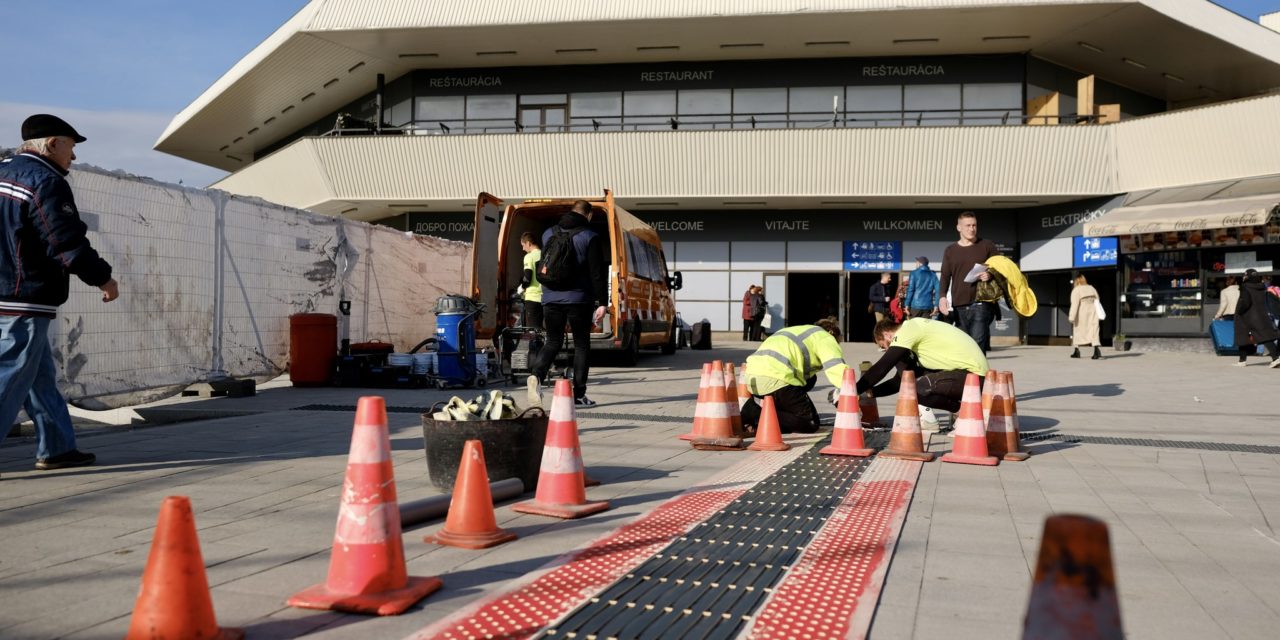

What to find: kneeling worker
left=741, top=319, right=850, bottom=433
left=856, top=317, right=988, bottom=427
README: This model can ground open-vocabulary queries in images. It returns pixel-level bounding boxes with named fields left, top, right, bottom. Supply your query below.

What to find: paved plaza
left=1, top=340, right=1279, bottom=639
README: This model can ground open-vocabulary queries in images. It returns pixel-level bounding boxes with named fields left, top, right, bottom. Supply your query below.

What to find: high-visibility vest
left=745, top=325, right=849, bottom=390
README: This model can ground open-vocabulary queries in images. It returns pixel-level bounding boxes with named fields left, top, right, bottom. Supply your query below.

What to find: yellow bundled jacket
left=745, top=325, right=849, bottom=393
left=985, top=255, right=1038, bottom=317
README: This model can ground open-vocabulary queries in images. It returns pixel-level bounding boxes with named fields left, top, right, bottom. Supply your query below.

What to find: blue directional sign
left=1073, top=236, right=1118, bottom=268
left=843, top=240, right=902, bottom=271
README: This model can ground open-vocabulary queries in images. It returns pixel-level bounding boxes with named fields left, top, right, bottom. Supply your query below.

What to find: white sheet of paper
left=963, top=263, right=988, bottom=283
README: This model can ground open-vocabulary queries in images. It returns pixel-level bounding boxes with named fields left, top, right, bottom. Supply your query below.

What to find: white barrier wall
left=54, top=166, right=470, bottom=409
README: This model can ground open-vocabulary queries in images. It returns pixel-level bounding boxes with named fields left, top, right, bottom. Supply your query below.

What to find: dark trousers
left=523, top=300, right=543, bottom=330
left=915, top=370, right=973, bottom=413
left=955, top=302, right=996, bottom=354
left=742, top=318, right=758, bottom=341
left=532, top=303, right=592, bottom=399
left=1239, top=339, right=1279, bottom=362
left=740, top=376, right=820, bottom=434
left=908, top=308, right=932, bottom=319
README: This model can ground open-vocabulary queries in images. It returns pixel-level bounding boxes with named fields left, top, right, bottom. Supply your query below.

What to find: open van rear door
left=471, top=193, right=504, bottom=337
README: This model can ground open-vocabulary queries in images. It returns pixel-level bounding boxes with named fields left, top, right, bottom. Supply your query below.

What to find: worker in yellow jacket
left=741, top=319, right=850, bottom=433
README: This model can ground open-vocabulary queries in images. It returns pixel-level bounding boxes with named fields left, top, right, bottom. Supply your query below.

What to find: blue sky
left=3, top=0, right=1279, bottom=187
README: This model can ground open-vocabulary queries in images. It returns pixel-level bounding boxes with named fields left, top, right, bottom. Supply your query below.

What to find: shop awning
left=1083, top=193, right=1279, bottom=237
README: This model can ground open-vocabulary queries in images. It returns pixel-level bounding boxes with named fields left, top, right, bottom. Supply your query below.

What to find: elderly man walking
left=0, top=114, right=119, bottom=470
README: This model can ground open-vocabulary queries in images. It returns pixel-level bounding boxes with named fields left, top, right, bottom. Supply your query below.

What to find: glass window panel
left=678, top=89, right=731, bottom=115
left=624, top=91, right=676, bottom=116
left=732, top=114, right=787, bottom=129
left=962, top=83, right=1022, bottom=109
left=678, top=114, right=733, bottom=130
left=961, top=110, right=1018, bottom=126
left=520, top=93, right=567, bottom=105
left=904, top=84, right=961, bottom=111
left=466, top=94, right=516, bottom=120
left=416, top=96, right=464, bottom=120
left=733, top=88, right=787, bottom=114
left=570, top=92, right=622, bottom=117
left=569, top=116, right=622, bottom=131
left=846, top=85, right=902, bottom=111
left=788, top=86, right=842, bottom=113
left=384, top=98, right=412, bottom=127
left=544, top=108, right=565, bottom=128
left=846, top=112, right=904, bottom=127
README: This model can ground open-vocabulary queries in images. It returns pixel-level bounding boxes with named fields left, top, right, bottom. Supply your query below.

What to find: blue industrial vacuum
left=431, top=295, right=485, bottom=388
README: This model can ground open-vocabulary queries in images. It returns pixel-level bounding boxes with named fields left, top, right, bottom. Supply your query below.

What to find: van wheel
left=619, top=332, right=641, bottom=367
left=660, top=326, right=677, bottom=355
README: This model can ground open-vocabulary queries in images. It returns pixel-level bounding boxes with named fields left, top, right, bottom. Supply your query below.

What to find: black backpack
left=537, top=226, right=584, bottom=291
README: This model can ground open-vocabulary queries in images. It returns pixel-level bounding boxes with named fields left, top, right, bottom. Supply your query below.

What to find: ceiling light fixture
left=247, top=127, right=259, bottom=135
left=720, top=43, right=764, bottom=49
left=476, top=50, right=517, bottom=56
left=893, top=38, right=939, bottom=44
left=323, top=78, right=340, bottom=88
left=264, top=117, right=276, bottom=125
left=1078, top=41, right=1104, bottom=53
left=1162, top=72, right=1185, bottom=83
left=281, top=105, right=295, bottom=113
left=555, top=48, right=597, bottom=54
left=340, top=208, right=358, bottom=215
left=805, top=41, right=850, bottom=47
left=347, top=62, right=365, bottom=73
left=1123, top=58, right=1147, bottom=69
left=636, top=45, right=679, bottom=51
left=399, top=53, right=439, bottom=59
left=982, top=35, right=1030, bottom=41
left=300, top=92, right=316, bottom=102
left=225, top=155, right=242, bottom=162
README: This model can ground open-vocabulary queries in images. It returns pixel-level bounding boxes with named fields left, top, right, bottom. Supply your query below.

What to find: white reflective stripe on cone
left=550, top=400, right=575, bottom=423
left=346, top=431, right=391, bottom=464
left=695, top=402, right=733, bottom=419
left=987, top=414, right=1012, bottom=433
left=894, top=415, right=922, bottom=434
left=834, top=411, right=861, bottom=429
left=335, top=502, right=391, bottom=545
left=954, top=415, right=985, bottom=437
left=540, top=446, right=585, bottom=474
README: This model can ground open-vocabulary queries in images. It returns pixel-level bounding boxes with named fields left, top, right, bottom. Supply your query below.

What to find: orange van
left=471, top=189, right=682, bottom=366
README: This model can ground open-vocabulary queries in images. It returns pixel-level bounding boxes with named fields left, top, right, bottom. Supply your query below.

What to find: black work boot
left=1092, top=346, right=1102, bottom=360
left=1070, top=348, right=1080, bottom=358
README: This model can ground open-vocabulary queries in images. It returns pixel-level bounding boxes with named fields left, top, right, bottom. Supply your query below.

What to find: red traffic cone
left=425, top=440, right=517, bottom=549
left=821, top=368, right=874, bottom=457
left=724, top=362, right=744, bottom=437
left=289, top=397, right=442, bottom=615
left=748, top=396, right=791, bottom=452
left=678, top=363, right=715, bottom=441
left=988, top=371, right=1030, bottom=462
left=513, top=380, right=611, bottom=519
left=1023, top=515, right=1123, bottom=640
left=879, top=370, right=936, bottom=462
left=941, top=374, right=998, bottom=466
left=126, top=496, right=244, bottom=640
left=692, top=363, right=746, bottom=450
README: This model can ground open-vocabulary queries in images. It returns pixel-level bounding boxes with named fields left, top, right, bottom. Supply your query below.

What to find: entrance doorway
left=519, top=105, right=566, bottom=132
left=786, top=272, right=841, bottom=330
left=845, top=271, right=900, bottom=342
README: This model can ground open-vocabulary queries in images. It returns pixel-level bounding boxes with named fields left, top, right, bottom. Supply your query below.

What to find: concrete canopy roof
left=157, top=0, right=1280, bottom=172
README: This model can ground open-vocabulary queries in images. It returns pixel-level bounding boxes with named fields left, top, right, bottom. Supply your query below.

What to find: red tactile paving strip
left=744, top=457, right=921, bottom=640
left=406, top=445, right=811, bottom=640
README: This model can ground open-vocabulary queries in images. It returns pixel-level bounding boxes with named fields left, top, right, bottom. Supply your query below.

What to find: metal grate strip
left=1022, top=432, right=1280, bottom=455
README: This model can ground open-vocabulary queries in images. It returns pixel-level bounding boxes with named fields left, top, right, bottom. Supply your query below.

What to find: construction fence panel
left=55, top=166, right=470, bottom=410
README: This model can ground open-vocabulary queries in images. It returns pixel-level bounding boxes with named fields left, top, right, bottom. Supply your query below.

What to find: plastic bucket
left=421, top=407, right=548, bottom=491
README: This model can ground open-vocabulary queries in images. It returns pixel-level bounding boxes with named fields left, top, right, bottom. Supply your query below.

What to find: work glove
left=827, top=388, right=840, bottom=407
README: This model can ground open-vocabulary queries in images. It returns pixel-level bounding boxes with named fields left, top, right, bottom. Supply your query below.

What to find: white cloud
left=0, top=102, right=227, bottom=188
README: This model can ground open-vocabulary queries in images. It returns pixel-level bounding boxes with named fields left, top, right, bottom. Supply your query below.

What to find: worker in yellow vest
left=856, top=317, right=989, bottom=430
left=741, top=319, right=850, bottom=433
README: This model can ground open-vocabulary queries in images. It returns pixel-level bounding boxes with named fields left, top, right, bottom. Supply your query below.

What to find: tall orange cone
left=513, top=380, right=611, bottom=518
left=678, top=363, right=715, bottom=441
left=737, top=362, right=750, bottom=407
left=941, top=373, right=998, bottom=466
left=1022, top=515, right=1123, bottom=640
left=126, top=496, right=244, bottom=640
left=425, top=440, right=518, bottom=549
left=724, top=362, right=744, bottom=437
left=879, top=370, right=935, bottom=462
left=821, top=368, right=874, bottom=457
left=988, top=371, right=1030, bottom=462
left=981, top=369, right=997, bottom=424
left=289, top=396, right=442, bottom=615
left=692, top=363, right=746, bottom=450
left=748, top=396, right=791, bottom=451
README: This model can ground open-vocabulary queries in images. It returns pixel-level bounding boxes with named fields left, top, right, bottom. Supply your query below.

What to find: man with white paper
left=939, top=212, right=1000, bottom=353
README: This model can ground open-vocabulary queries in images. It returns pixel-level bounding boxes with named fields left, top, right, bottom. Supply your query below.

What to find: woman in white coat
left=1068, top=273, right=1103, bottom=359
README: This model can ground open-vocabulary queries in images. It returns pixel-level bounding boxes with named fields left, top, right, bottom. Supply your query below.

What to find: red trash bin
left=289, top=313, right=337, bottom=387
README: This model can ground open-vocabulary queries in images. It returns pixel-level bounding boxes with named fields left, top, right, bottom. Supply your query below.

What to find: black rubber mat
left=541, top=431, right=888, bottom=640
left=1022, top=432, right=1280, bottom=455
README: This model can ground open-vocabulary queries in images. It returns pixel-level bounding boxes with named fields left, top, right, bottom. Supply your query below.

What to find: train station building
left=156, top=0, right=1280, bottom=345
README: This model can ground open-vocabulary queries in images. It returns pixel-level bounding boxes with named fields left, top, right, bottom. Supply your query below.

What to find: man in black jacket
left=0, top=115, right=119, bottom=470
left=527, top=200, right=608, bottom=407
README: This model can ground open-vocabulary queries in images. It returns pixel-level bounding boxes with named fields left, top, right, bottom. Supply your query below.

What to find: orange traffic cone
left=941, top=373, right=998, bottom=466
left=125, top=496, right=243, bottom=640
left=513, top=380, right=611, bottom=519
left=692, top=363, right=746, bottom=450
left=425, top=440, right=517, bottom=549
left=879, top=371, right=935, bottom=462
left=748, top=396, right=791, bottom=451
left=858, top=389, right=883, bottom=428
left=821, top=368, right=874, bottom=457
left=737, top=362, right=750, bottom=407
left=988, top=371, right=1030, bottom=462
left=678, top=363, right=715, bottom=441
left=724, top=362, right=744, bottom=437
left=981, top=369, right=997, bottom=424
left=289, top=396, right=442, bottom=615
left=1023, top=515, right=1123, bottom=640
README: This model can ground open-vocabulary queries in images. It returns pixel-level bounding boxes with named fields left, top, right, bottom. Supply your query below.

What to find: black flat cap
left=21, top=114, right=86, bottom=143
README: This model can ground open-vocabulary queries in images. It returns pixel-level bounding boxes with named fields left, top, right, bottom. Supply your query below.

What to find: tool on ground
left=431, top=390, right=518, bottom=421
